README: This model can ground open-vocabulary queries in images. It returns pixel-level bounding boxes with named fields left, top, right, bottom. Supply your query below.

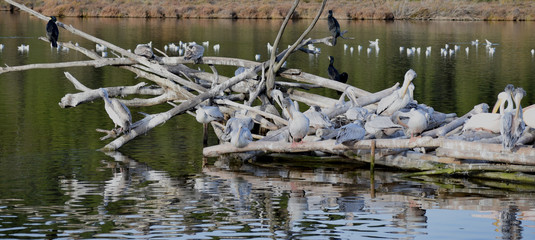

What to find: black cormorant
left=327, top=10, right=340, bottom=46
left=327, top=56, right=348, bottom=84
left=46, top=16, right=59, bottom=48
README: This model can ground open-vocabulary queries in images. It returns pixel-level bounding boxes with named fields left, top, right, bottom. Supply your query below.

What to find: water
left=1, top=12, right=535, bottom=239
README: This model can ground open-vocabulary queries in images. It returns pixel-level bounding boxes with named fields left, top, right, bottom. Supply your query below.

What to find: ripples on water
left=1, top=154, right=534, bottom=239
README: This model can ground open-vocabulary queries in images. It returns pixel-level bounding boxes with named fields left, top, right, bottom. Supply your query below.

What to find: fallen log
left=436, top=139, right=535, bottom=165
left=0, top=58, right=135, bottom=74
left=203, top=137, right=442, bottom=157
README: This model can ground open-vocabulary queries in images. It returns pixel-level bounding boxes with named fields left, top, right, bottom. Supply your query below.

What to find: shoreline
left=1, top=0, right=535, bottom=21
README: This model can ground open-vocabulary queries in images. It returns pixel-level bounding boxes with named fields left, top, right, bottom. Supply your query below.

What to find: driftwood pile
left=3, top=0, right=535, bottom=183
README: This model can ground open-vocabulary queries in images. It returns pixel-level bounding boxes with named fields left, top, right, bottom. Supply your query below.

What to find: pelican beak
left=515, top=98, right=521, bottom=118
left=491, top=98, right=504, bottom=114
left=237, top=125, right=243, bottom=136
left=400, top=70, right=416, bottom=97
left=401, top=81, right=411, bottom=97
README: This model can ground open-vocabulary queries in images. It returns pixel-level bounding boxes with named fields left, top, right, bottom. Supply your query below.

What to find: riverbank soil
left=1, top=0, right=535, bottom=21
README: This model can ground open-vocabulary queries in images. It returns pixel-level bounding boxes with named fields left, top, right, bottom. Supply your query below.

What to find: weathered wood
left=323, top=84, right=399, bottom=118
left=49, top=41, right=196, bottom=103
left=0, top=58, right=135, bottom=74
left=436, top=139, right=535, bottom=165
left=280, top=69, right=371, bottom=97
left=203, top=137, right=442, bottom=157
left=214, top=99, right=288, bottom=126
left=422, top=103, right=488, bottom=137
left=101, top=67, right=259, bottom=151
left=59, top=72, right=163, bottom=108
left=286, top=89, right=338, bottom=108
left=162, top=56, right=258, bottom=69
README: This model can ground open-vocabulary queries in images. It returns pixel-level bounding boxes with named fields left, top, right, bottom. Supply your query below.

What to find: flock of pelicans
left=190, top=69, right=535, bottom=152
left=4, top=14, right=535, bottom=153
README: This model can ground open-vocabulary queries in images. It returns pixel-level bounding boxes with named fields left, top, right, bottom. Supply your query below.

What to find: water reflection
left=2, top=151, right=534, bottom=239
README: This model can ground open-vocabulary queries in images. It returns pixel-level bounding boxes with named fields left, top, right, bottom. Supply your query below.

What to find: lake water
left=1, top=12, right=535, bottom=239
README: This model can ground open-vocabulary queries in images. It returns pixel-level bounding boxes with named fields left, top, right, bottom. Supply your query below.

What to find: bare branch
left=0, top=58, right=134, bottom=74
left=266, top=0, right=301, bottom=92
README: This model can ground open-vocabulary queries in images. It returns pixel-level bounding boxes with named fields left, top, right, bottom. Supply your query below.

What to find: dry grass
left=1, top=0, right=535, bottom=21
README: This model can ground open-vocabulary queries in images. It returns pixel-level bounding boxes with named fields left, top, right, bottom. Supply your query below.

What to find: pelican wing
left=335, top=123, right=365, bottom=145
left=463, top=113, right=501, bottom=133
left=523, top=104, right=535, bottom=128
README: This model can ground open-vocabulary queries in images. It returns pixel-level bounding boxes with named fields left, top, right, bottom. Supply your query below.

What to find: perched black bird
left=339, top=72, right=348, bottom=84
left=328, top=56, right=348, bottom=83
left=328, top=56, right=348, bottom=94
left=327, top=10, right=340, bottom=46
left=46, top=16, right=59, bottom=48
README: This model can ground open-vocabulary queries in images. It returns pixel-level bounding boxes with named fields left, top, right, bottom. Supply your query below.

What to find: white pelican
left=523, top=104, right=535, bottom=129
left=376, top=69, right=417, bottom=116
left=304, top=106, right=333, bottom=130
left=195, top=105, right=224, bottom=124
left=221, top=116, right=254, bottom=142
left=184, top=44, right=204, bottom=64
left=335, top=120, right=366, bottom=145
left=463, top=85, right=514, bottom=133
left=485, top=39, right=493, bottom=47
left=501, top=87, right=526, bottom=150
left=231, top=124, right=253, bottom=148
left=284, top=98, right=309, bottom=143
left=531, top=49, right=535, bottom=56
left=255, top=54, right=261, bottom=61
left=99, top=88, right=132, bottom=133
left=364, top=114, right=403, bottom=138
left=396, top=109, right=429, bottom=138
left=345, top=107, right=369, bottom=122
left=0, top=43, right=4, bottom=51
left=471, top=39, right=479, bottom=45
left=134, top=44, right=157, bottom=60
left=202, top=41, right=210, bottom=47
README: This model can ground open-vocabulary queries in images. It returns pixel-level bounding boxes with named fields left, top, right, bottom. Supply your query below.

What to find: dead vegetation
left=2, top=0, right=535, bottom=21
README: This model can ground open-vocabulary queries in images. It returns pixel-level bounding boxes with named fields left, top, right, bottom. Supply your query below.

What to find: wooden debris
left=4, top=0, right=535, bottom=184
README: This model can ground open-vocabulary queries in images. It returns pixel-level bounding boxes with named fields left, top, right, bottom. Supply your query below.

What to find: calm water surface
left=1, top=12, right=535, bottom=239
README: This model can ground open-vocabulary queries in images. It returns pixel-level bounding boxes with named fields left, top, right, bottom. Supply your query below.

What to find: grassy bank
left=2, top=0, right=535, bottom=21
